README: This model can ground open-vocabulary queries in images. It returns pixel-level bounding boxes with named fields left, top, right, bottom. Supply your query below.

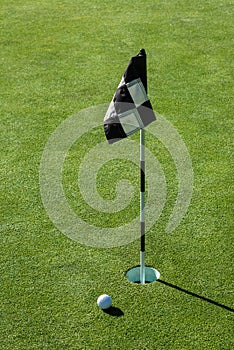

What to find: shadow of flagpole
left=158, top=279, right=234, bottom=313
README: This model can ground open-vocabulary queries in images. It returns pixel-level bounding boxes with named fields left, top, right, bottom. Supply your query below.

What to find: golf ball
left=97, top=294, right=112, bottom=309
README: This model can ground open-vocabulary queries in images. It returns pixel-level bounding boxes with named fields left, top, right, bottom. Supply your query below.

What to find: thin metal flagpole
left=125, top=49, right=160, bottom=285
left=140, top=127, right=145, bottom=284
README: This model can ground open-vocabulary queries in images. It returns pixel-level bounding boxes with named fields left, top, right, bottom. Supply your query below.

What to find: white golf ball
left=97, top=294, right=112, bottom=309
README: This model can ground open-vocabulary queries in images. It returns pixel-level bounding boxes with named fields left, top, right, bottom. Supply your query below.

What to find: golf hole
left=126, top=266, right=160, bottom=284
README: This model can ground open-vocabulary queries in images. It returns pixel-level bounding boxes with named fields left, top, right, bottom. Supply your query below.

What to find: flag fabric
left=104, top=49, right=156, bottom=144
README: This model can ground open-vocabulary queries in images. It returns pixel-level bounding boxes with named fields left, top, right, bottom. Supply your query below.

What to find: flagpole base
left=125, top=266, right=160, bottom=284
left=140, top=251, right=145, bottom=284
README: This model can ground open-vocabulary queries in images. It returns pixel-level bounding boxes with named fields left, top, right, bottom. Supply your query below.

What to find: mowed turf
left=0, top=0, right=233, bottom=349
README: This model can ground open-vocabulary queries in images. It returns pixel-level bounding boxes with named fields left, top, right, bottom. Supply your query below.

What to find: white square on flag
left=119, top=109, right=144, bottom=135
left=127, top=79, right=148, bottom=107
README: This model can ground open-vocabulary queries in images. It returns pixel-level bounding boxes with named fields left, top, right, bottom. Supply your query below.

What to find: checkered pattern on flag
left=104, top=49, right=156, bottom=144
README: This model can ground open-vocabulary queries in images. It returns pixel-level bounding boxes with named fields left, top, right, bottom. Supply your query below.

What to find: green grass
left=1, top=0, right=233, bottom=349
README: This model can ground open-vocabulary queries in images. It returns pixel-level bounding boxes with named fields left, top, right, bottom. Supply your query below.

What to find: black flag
left=104, top=49, right=156, bottom=144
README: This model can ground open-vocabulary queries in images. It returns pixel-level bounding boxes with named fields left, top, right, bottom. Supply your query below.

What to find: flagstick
left=140, top=128, right=145, bottom=284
